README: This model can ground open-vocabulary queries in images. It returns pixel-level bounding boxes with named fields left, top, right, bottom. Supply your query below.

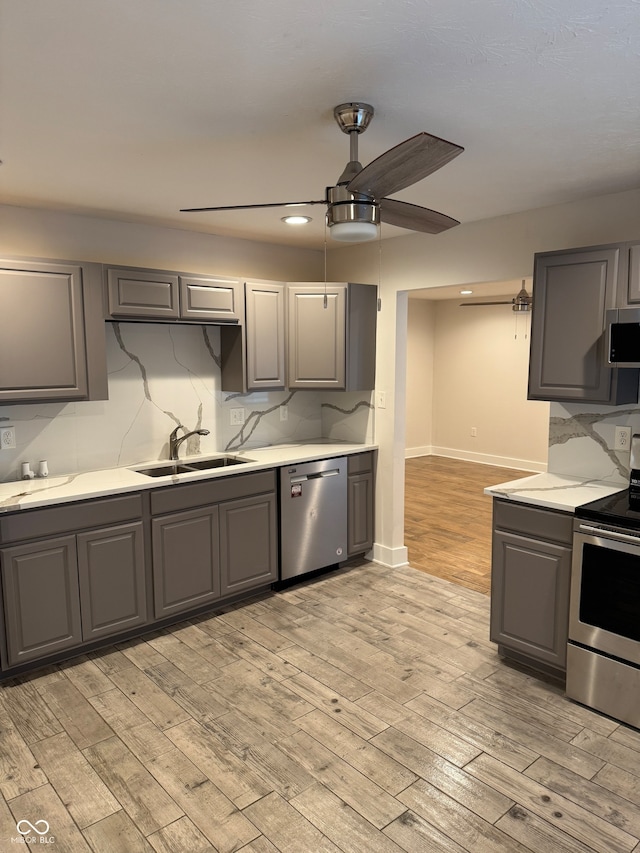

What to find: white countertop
left=484, top=472, right=625, bottom=512
left=0, top=441, right=376, bottom=513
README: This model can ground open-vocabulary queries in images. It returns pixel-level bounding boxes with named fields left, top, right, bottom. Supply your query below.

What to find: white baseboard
left=405, top=445, right=434, bottom=458
left=370, top=543, right=409, bottom=569
left=406, top=445, right=546, bottom=473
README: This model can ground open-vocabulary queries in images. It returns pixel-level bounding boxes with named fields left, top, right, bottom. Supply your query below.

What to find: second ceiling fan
left=181, top=102, right=464, bottom=243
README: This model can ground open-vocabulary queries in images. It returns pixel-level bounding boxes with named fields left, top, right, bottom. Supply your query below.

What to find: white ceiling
left=1, top=0, right=639, bottom=250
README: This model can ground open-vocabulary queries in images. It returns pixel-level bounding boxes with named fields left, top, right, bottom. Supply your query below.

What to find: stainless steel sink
left=185, top=456, right=249, bottom=470
left=134, top=456, right=252, bottom=477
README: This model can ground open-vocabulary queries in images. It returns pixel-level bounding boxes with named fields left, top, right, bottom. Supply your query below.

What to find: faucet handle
left=169, top=424, right=184, bottom=440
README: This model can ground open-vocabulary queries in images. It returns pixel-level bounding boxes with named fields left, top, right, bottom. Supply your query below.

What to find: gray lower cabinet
left=152, top=506, right=220, bottom=618
left=106, top=266, right=243, bottom=323
left=347, top=452, right=375, bottom=556
left=0, top=258, right=107, bottom=403
left=490, top=498, right=572, bottom=674
left=1, top=536, right=82, bottom=667
left=0, top=493, right=148, bottom=670
left=287, top=283, right=377, bottom=390
left=77, top=522, right=147, bottom=640
left=219, top=494, right=278, bottom=595
left=150, top=469, right=278, bottom=619
left=528, top=244, right=639, bottom=404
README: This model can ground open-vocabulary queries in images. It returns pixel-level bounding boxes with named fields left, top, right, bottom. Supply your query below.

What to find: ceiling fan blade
left=180, top=200, right=326, bottom=213
left=347, top=132, right=464, bottom=199
left=460, top=301, right=513, bottom=306
left=379, top=198, right=459, bottom=234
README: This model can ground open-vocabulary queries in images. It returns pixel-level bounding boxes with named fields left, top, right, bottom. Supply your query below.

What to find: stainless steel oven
left=568, top=492, right=640, bottom=729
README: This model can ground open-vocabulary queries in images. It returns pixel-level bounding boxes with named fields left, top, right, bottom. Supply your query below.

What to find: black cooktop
left=575, top=488, right=640, bottom=529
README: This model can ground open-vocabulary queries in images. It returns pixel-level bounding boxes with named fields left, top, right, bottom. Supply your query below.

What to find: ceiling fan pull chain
left=323, top=218, right=328, bottom=309
left=377, top=225, right=383, bottom=311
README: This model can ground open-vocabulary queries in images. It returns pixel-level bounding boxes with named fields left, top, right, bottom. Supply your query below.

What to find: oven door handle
left=579, top=523, right=640, bottom=545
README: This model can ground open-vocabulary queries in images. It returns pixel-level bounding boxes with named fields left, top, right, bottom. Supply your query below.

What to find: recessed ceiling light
left=281, top=215, right=312, bottom=226
left=460, top=289, right=473, bottom=295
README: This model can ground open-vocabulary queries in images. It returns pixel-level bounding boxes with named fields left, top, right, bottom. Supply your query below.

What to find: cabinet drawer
left=150, top=470, right=276, bottom=516
left=493, top=499, right=572, bottom=545
left=0, top=494, right=144, bottom=545
left=347, top=451, right=374, bottom=475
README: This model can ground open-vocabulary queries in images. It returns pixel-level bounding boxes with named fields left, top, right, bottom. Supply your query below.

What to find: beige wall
left=430, top=301, right=548, bottom=469
left=329, top=187, right=640, bottom=567
left=405, top=299, right=435, bottom=454
left=0, top=204, right=323, bottom=281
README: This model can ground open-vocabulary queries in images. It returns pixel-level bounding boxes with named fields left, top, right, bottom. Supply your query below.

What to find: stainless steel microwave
left=607, top=308, right=640, bottom=366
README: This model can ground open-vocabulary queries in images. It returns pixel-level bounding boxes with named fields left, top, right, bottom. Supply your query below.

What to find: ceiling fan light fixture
left=329, top=221, right=378, bottom=242
left=326, top=195, right=379, bottom=242
left=281, top=215, right=312, bottom=225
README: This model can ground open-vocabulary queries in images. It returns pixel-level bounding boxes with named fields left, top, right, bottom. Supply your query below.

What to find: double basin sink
left=134, top=456, right=252, bottom=478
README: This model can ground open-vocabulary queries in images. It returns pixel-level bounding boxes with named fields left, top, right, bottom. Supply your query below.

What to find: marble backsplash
left=0, top=323, right=374, bottom=483
left=548, top=401, right=640, bottom=485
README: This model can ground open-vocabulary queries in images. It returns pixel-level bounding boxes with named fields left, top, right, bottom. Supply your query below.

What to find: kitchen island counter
left=0, top=441, right=376, bottom=513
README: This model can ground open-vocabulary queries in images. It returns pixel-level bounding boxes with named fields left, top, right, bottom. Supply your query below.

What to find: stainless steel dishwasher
left=279, top=457, right=347, bottom=581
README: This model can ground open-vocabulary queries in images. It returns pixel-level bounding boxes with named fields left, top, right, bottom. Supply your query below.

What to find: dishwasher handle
left=290, top=468, right=341, bottom=484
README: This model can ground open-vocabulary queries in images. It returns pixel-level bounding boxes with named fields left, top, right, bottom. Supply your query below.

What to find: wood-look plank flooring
left=2, top=558, right=640, bottom=852
left=405, top=455, right=529, bottom=594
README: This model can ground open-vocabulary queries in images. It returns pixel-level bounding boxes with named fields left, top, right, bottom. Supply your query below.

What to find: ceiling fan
left=460, top=282, right=533, bottom=312
left=180, top=102, right=464, bottom=243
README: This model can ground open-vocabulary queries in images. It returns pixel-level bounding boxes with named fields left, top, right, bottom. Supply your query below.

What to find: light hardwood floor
left=405, top=455, right=529, bottom=594
left=1, top=556, right=640, bottom=852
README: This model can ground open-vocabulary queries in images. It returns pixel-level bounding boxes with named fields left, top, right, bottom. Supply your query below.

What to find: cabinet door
left=1, top=536, right=82, bottom=666
left=152, top=507, right=220, bottom=618
left=626, top=244, right=640, bottom=304
left=347, top=472, right=374, bottom=556
left=528, top=247, right=627, bottom=403
left=179, top=275, right=243, bottom=322
left=245, top=281, right=286, bottom=389
left=219, top=494, right=277, bottom=596
left=77, top=522, right=148, bottom=641
left=107, top=267, right=180, bottom=318
left=490, top=529, right=571, bottom=670
left=288, top=285, right=346, bottom=388
left=0, top=261, right=89, bottom=402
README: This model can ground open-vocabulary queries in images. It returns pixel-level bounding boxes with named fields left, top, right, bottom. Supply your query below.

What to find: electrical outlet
left=0, top=426, right=16, bottom=450
left=471, top=427, right=477, bottom=437
left=615, top=425, right=631, bottom=451
left=280, top=405, right=288, bottom=422
left=230, top=407, right=245, bottom=426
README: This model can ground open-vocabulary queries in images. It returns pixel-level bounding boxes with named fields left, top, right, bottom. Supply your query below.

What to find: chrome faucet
left=169, top=425, right=210, bottom=460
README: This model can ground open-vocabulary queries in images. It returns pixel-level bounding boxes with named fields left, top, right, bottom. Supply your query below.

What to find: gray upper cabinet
left=245, top=280, right=286, bottom=390
left=106, top=266, right=243, bottom=324
left=0, top=258, right=108, bottom=403
left=528, top=245, right=639, bottom=404
left=287, top=282, right=377, bottom=390
left=621, top=242, right=640, bottom=305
